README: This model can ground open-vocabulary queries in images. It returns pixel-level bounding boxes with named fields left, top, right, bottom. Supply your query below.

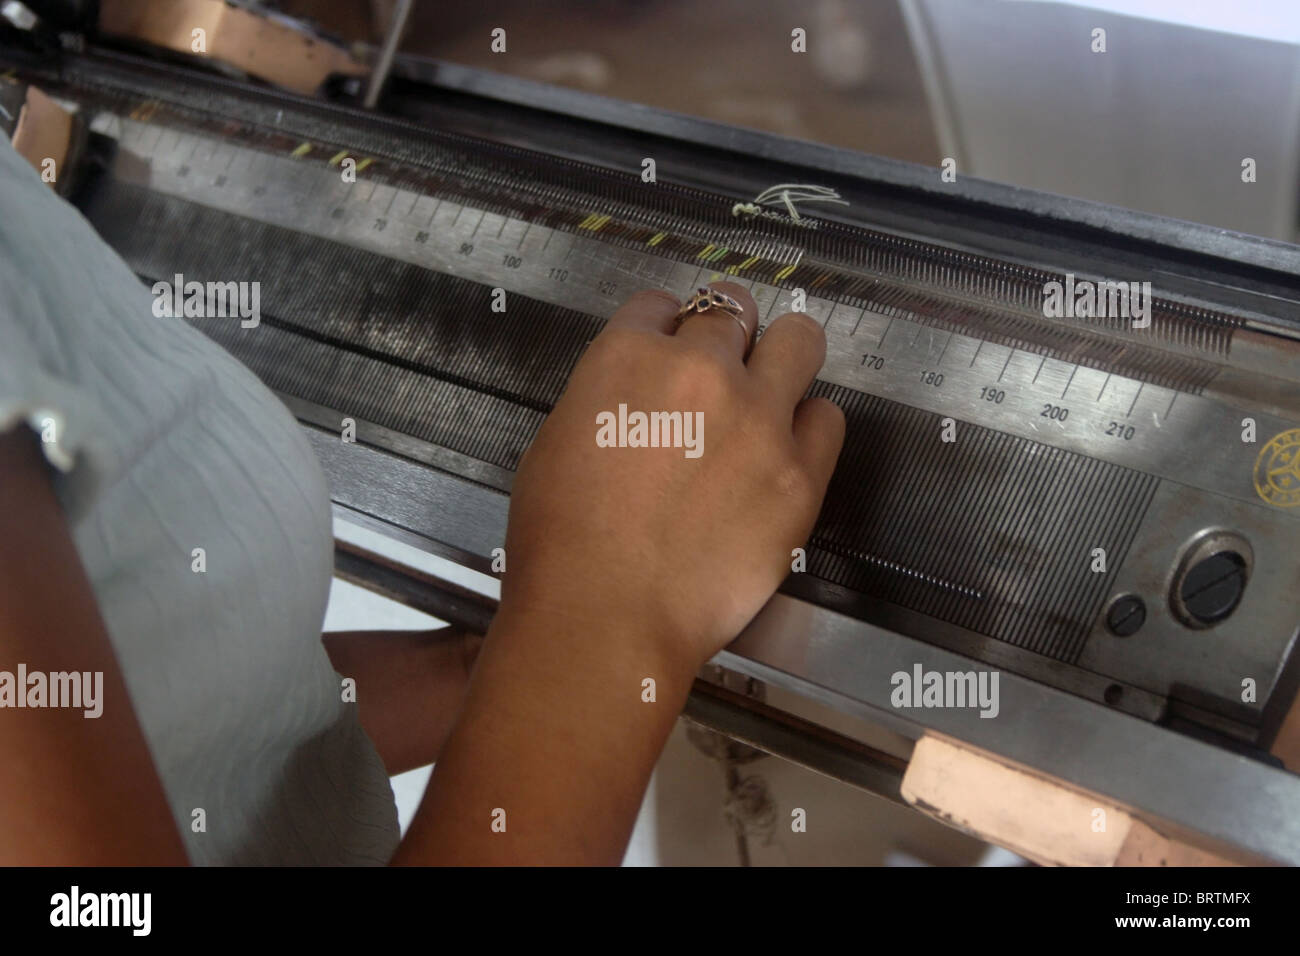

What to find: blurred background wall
left=287, top=0, right=1300, bottom=240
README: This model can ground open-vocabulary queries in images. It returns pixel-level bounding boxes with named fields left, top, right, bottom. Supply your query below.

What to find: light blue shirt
left=0, top=138, right=399, bottom=864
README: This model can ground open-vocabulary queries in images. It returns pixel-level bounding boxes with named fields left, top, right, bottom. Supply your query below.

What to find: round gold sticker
left=1254, top=429, right=1300, bottom=508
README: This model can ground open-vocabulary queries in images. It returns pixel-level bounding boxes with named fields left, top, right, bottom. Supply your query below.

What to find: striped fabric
left=0, top=139, right=399, bottom=864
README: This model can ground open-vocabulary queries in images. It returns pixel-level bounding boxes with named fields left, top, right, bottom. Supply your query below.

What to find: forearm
left=322, top=627, right=482, bottom=776
left=391, top=281, right=841, bottom=865
left=0, top=428, right=188, bottom=864
left=393, top=606, right=695, bottom=865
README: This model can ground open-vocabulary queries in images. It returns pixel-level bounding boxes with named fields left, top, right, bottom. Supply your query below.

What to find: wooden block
left=99, top=0, right=367, bottom=95
left=11, top=87, right=72, bottom=187
left=902, top=735, right=1240, bottom=866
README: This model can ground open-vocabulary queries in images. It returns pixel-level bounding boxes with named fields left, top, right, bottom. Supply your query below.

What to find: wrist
left=488, top=592, right=701, bottom=699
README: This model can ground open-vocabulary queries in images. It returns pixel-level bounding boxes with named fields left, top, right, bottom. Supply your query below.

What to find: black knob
left=1179, top=551, right=1248, bottom=626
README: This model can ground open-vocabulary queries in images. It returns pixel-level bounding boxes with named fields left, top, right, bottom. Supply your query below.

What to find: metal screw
left=1106, top=593, right=1146, bottom=637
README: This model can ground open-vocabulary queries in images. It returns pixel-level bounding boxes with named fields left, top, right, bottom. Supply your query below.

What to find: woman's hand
left=398, top=282, right=845, bottom=864
left=499, top=280, right=845, bottom=673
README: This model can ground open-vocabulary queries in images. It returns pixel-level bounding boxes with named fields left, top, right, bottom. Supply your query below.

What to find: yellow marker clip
left=290, top=142, right=312, bottom=159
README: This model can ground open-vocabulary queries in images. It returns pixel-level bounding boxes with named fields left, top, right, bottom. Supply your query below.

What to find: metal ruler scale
left=59, top=91, right=1300, bottom=733
left=90, top=111, right=1299, bottom=507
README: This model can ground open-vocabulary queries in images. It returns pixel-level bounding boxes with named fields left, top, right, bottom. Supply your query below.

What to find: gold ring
left=675, top=287, right=753, bottom=357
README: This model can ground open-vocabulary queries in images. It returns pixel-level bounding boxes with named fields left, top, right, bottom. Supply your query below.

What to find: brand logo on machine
left=1042, top=273, right=1151, bottom=329
left=1253, top=428, right=1300, bottom=508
